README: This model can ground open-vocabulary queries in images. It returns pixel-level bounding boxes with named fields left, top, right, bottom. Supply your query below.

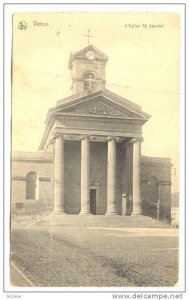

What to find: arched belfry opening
left=26, top=172, right=39, bottom=200
left=84, top=72, right=96, bottom=92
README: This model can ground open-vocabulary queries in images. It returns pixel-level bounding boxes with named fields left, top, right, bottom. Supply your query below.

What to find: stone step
left=36, top=213, right=171, bottom=228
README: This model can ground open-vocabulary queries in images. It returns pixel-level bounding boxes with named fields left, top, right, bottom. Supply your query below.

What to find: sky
left=12, top=12, right=180, bottom=192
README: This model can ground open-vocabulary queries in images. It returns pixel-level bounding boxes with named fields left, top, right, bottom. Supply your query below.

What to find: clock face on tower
left=86, top=51, right=96, bottom=60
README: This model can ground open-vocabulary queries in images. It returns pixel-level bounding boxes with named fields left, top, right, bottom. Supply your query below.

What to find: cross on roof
left=83, top=29, right=94, bottom=46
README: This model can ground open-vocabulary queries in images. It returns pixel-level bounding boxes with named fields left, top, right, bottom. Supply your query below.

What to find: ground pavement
left=10, top=214, right=179, bottom=288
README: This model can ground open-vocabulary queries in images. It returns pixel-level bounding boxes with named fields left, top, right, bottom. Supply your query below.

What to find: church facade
left=11, top=45, right=172, bottom=221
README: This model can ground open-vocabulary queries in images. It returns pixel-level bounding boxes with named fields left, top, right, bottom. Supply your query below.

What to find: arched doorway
left=147, top=176, right=159, bottom=218
left=26, top=172, right=38, bottom=200
left=148, top=176, right=159, bottom=204
left=142, top=176, right=159, bottom=218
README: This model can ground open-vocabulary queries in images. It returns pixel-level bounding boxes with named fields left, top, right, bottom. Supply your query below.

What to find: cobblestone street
left=10, top=223, right=178, bottom=287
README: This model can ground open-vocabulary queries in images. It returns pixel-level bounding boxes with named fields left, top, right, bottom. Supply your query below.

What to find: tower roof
left=69, top=45, right=108, bottom=69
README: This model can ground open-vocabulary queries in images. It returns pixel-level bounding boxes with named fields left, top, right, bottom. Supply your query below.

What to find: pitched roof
left=51, top=88, right=149, bottom=120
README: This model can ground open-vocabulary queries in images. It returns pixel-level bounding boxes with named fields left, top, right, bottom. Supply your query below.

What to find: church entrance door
left=90, top=189, right=96, bottom=214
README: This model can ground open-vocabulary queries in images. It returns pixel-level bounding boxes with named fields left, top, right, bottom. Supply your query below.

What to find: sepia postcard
left=2, top=3, right=187, bottom=300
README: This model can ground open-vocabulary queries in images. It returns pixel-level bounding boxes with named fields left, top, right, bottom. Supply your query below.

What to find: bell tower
left=68, top=45, right=108, bottom=95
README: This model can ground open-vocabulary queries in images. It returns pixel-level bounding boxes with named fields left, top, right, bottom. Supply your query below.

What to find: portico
left=52, top=131, right=144, bottom=216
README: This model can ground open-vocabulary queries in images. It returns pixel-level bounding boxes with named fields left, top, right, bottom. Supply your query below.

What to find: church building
left=11, top=44, right=172, bottom=221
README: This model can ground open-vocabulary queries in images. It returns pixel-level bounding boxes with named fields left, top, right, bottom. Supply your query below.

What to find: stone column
left=80, top=136, right=91, bottom=214
left=131, top=138, right=143, bottom=215
left=106, top=137, right=118, bottom=215
left=126, top=142, right=133, bottom=215
left=53, top=134, right=65, bottom=213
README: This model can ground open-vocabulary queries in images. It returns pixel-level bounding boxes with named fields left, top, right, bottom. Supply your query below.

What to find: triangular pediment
left=40, top=89, right=150, bottom=150
left=53, top=90, right=150, bottom=121
left=63, top=99, right=128, bottom=117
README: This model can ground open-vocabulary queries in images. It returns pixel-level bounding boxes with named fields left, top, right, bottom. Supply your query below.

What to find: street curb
left=11, top=260, right=36, bottom=287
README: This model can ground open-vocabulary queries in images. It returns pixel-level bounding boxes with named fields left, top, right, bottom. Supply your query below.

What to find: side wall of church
left=11, top=152, right=53, bottom=215
left=141, top=156, right=172, bottom=221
